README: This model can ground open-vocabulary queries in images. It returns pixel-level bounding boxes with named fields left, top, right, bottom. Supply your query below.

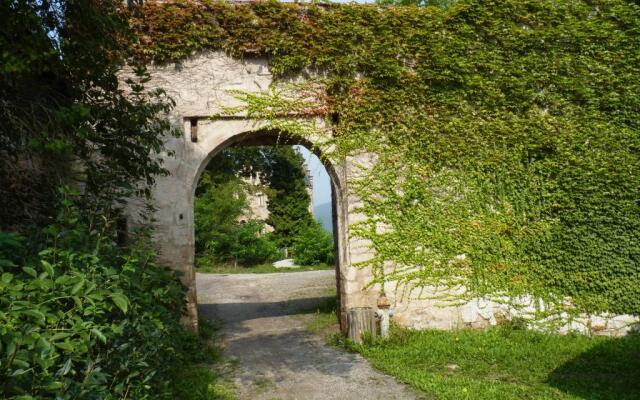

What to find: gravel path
left=196, top=270, right=421, bottom=400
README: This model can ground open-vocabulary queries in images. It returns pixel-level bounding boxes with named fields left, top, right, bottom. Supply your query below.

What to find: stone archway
left=128, top=119, right=355, bottom=331
left=123, top=51, right=381, bottom=333
left=122, top=50, right=640, bottom=337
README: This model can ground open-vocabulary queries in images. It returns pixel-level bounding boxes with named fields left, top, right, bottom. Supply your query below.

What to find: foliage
left=0, top=2, right=209, bottom=398
left=195, top=177, right=279, bottom=267
left=0, top=194, right=198, bottom=399
left=201, top=145, right=317, bottom=249
left=376, top=0, right=457, bottom=8
left=0, top=0, right=174, bottom=231
left=170, top=367, right=236, bottom=400
left=195, top=145, right=327, bottom=267
left=168, top=319, right=236, bottom=400
left=292, top=220, right=334, bottom=266
left=133, top=0, right=640, bottom=319
left=194, top=146, right=267, bottom=189
left=232, top=221, right=280, bottom=266
left=349, top=326, right=640, bottom=399
left=262, top=146, right=315, bottom=249
left=304, top=292, right=340, bottom=336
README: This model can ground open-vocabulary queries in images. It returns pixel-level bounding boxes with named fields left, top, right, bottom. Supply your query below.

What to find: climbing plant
left=130, top=0, right=640, bottom=319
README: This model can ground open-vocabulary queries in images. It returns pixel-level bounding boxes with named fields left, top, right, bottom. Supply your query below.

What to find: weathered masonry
left=125, top=51, right=638, bottom=336
left=123, top=51, right=462, bottom=333
left=124, top=51, right=371, bottom=332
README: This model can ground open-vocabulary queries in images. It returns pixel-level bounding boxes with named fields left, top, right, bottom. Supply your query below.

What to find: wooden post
left=347, top=307, right=377, bottom=343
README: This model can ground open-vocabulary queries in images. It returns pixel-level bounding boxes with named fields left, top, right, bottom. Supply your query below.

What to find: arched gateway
left=124, top=51, right=380, bottom=332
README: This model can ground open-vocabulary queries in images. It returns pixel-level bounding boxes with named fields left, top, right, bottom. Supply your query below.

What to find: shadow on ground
left=547, top=334, right=640, bottom=400
left=194, top=272, right=421, bottom=399
left=198, top=296, right=335, bottom=323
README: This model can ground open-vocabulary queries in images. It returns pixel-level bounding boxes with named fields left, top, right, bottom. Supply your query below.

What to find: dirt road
left=196, top=270, right=420, bottom=400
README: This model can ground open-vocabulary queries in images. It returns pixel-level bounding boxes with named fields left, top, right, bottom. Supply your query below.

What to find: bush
left=292, top=221, right=334, bottom=266
left=196, top=177, right=280, bottom=267
left=231, top=221, right=280, bottom=266
left=0, top=200, right=193, bottom=399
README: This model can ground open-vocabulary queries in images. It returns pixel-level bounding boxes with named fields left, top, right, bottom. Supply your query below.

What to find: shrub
left=0, top=200, right=190, bottom=399
left=195, top=178, right=280, bottom=267
left=231, top=221, right=280, bottom=266
left=292, top=221, right=334, bottom=266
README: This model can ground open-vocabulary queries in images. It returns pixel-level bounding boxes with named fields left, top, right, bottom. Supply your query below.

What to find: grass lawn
left=348, top=325, right=640, bottom=400
left=195, top=261, right=334, bottom=274
left=302, top=294, right=640, bottom=400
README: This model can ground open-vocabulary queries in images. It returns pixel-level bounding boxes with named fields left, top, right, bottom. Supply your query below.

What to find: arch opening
left=188, top=127, right=348, bottom=332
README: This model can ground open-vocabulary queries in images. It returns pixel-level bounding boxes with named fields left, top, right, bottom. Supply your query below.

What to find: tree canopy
left=195, top=145, right=330, bottom=267
left=0, top=2, right=202, bottom=398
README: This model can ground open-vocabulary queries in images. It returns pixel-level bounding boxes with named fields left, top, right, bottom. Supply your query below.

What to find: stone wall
left=124, top=50, right=638, bottom=336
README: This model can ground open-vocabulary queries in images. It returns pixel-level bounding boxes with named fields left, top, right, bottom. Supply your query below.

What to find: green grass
left=347, top=326, right=640, bottom=400
left=195, top=261, right=334, bottom=274
left=168, top=319, right=237, bottom=400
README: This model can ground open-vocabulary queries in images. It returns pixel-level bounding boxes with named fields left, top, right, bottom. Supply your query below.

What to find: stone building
left=237, top=153, right=314, bottom=232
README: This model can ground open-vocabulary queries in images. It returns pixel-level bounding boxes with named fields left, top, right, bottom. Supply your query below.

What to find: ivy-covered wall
left=130, top=0, right=640, bottom=321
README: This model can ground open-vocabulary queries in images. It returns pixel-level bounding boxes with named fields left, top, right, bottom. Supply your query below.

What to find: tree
left=292, top=220, right=334, bottom=266
left=0, top=2, right=196, bottom=398
left=0, top=0, right=173, bottom=231
left=195, top=173, right=279, bottom=267
left=195, top=145, right=335, bottom=265
left=197, top=145, right=316, bottom=252
left=195, top=178, right=248, bottom=257
left=262, top=146, right=315, bottom=250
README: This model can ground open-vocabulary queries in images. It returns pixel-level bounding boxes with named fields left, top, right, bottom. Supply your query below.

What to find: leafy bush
left=2, top=2, right=220, bottom=398
left=292, top=221, right=334, bottom=266
left=195, top=178, right=280, bottom=267
left=195, top=178, right=249, bottom=259
left=0, top=198, right=197, bottom=399
left=195, top=145, right=315, bottom=267
left=231, top=221, right=280, bottom=265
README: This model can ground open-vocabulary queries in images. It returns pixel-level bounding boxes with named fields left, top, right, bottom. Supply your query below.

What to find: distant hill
left=314, top=201, right=333, bottom=233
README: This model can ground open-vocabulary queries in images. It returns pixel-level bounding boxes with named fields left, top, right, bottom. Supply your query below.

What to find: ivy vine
left=130, top=0, right=640, bottom=319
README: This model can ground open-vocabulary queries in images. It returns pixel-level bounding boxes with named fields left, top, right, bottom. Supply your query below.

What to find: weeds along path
left=196, top=270, right=421, bottom=400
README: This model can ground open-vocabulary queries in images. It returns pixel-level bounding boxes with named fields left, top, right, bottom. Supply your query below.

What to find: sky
left=296, top=145, right=333, bottom=231
left=296, top=145, right=332, bottom=207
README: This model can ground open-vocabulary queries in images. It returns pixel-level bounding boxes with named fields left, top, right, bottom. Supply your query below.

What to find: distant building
left=303, top=162, right=314, bottom=215
left=237, top=172, right=272, bottom=232
left=237, top=160, right=313, bottom=232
